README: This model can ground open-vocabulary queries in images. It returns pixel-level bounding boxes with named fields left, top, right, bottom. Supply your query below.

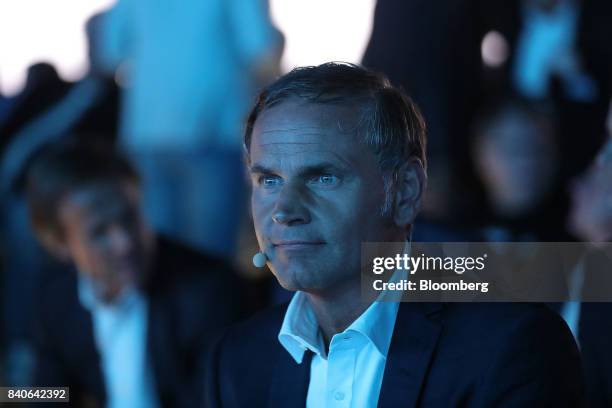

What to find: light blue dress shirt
left=278, top=291, right=400, bottom=407
left=78, top=277, right=159, bottom=408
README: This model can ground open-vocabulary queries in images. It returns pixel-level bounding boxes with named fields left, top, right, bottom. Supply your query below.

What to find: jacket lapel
left=268, top=349, right=313, bottom=408
left=147, top=292, right=185, bottom=407
left=378, top=302, right=443, bottom=408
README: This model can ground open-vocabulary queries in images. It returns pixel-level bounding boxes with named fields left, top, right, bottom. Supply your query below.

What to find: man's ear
left=35, top=228, right=72, bottom=262
left=393, top=158, right=427, bottom=228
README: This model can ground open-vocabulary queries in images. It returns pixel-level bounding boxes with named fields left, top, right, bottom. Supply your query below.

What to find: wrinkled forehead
left=254, top=99, right=364, bottom=137
left=250, top=100, right=371, bottom=168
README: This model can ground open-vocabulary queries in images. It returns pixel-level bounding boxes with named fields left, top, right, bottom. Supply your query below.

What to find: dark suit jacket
left=206, top=301, right=584, bottom=407
left=571, top=249, right=612, bottom=407
left=32, top=237, right=242, bottom=408
left=578, top=303, right=612, bottom=408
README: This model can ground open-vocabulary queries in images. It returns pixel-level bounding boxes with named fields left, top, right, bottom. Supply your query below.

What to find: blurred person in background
left=570, top=138, right=612, bottom=243
left=0, top=13, right=121, bottom=384
left=564, top=128, right=612, bottom=407
left=363, top=0, right=612, bottom=235
left=94, top=0, right=283, bottom=258
left=471, top=98, right=567, bottom=241
left=488, top=0, right=612, bottom=186
left=25, top=140, right=242, bottom=407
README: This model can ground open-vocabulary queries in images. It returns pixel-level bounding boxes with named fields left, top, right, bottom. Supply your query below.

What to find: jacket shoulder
left=148, top=236, right=238, bottom=297
left=440, top=302, right=572, bottom=338
left=221, top=303, right=288, bottom=351
left=422, top=302, right=584, bottom=406
left=205, top=303, right=290, bottom=406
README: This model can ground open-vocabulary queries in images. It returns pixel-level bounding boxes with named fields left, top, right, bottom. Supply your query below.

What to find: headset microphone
left=252, top=251, right=268, bottom=268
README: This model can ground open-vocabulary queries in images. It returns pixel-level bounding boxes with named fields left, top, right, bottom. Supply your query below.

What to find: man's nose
left=271, top=183, right=311, bottom=226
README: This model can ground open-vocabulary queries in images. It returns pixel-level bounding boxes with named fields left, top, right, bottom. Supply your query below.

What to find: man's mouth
left=272, top=240, right=326, bottom=250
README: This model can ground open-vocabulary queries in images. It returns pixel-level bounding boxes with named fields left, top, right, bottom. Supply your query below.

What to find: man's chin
left=269, top=266, right=297, bottom=290
left=270, top=263, right=316, bottom=292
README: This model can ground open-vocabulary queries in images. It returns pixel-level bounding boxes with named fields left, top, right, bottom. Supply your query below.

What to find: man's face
left=249, top=99, right=400, bottom=294
left=57, top=181, right=154, bottom=302
left=476, top=111, right=558, bottom=215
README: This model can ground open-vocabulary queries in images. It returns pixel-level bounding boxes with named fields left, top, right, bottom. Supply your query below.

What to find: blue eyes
left=261, top=176, right=282, bottom=186
left=315, top=175, right=338, bottom=185
left=257, top=174, right=339, bottom=187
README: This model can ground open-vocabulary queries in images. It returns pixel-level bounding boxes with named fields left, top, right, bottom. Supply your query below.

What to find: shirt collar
left=278, top=288, right=401, bottom=364
left=346, top=294, right=400, bottom=357
left=278, top=242, right=411, bottom=364
left=278, top=291, right=326, bottom=364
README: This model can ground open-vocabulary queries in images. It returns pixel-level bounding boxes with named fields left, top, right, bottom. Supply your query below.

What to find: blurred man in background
left=490, top=0, right=612, bottom=191
left=567, top=134, right=612, bottom=407
left=0, top=12, right=121, bottom=384
left=363, top=0, right=612, bottom=233
left=570, top=138, right=612, bottom=243
left=26, top=140, right=241, bottom=407
left=471, top=98, right=566, bottom=241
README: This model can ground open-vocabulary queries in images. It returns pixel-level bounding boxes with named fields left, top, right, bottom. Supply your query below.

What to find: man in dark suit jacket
left=205, top=63, right=584, bottom=407
left=24, top=140, right=242, bottom=407
left=34, top=237, right=239, bottom=407
left=208, top=301, right=581, bottom=407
